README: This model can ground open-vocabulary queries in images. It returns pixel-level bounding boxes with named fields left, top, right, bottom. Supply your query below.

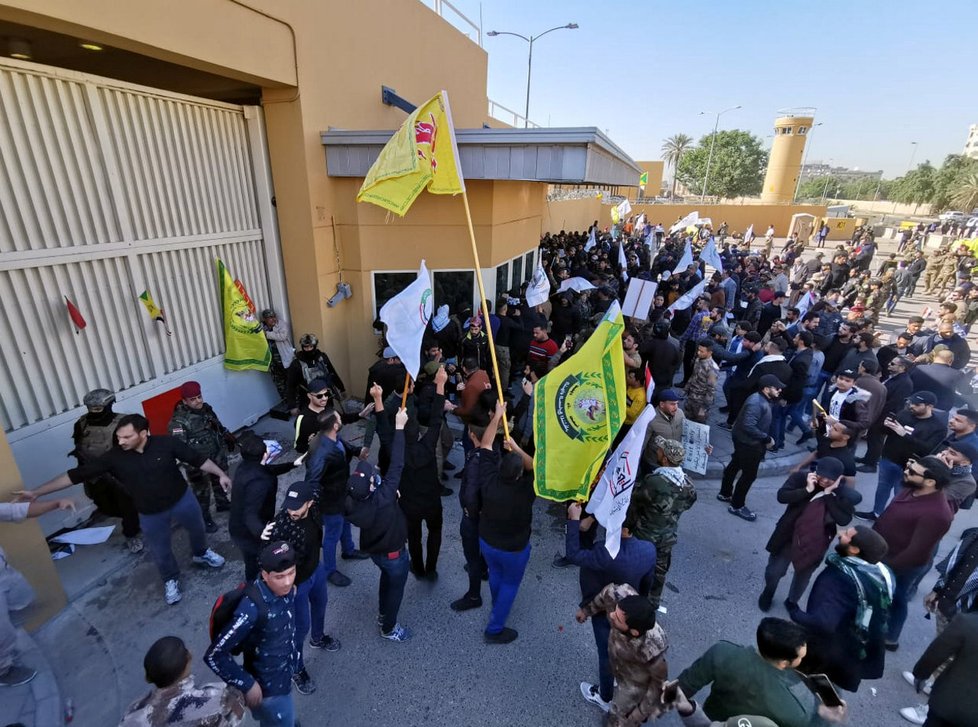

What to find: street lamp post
left=487, top=23, right=578, bottom=128
left=820, top=160, right=835, bottom=204
left=698, top=105, right=741, bottom=199
left=891, top=141, right=918, bottom=215
left=793, top=121, right=823, bottom=202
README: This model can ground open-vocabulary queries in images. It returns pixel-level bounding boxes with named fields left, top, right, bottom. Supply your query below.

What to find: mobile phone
left=809, top=461, right=818, bottom=473
left=661, top=682, right=679, bottom=703
left=806, top=673, right=843, bottom=707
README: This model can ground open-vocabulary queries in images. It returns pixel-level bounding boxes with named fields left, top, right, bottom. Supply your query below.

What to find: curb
left=16, top=628, right=64, bottom=727
left=697, top=450, right=810, bottom=480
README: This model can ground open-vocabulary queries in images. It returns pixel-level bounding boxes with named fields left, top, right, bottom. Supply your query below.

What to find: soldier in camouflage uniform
left=683, top=338, right=719, bottom=424
left=168, top=381, right=234, bottom=532
left=72, top=388, right=142, bottom=553
left=628, top=437, right=697, bottom=610
left=578, top=582, right=669, bottom=727
left=921, top=247, right=948, bottom=294
left=120, top=636, right=245, bottom=727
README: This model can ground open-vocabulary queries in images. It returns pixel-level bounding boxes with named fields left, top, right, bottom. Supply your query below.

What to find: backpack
left=209, top=583, right=267, bottom=654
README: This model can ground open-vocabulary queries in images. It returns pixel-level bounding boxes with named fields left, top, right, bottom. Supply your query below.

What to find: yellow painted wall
left=618, top=161, right=664, bottom=200
left=541, top=200, right=828, bottom=237
left=0, top=431, right=66, bottom=628
left=761, top=116, right=813, bottom=204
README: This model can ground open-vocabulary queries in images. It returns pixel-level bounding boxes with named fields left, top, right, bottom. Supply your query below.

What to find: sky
left=440, top=0, right=978, bottom=178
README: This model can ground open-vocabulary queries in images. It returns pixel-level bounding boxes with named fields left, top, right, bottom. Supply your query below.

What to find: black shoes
left=484, top=627, right=518, bottom=644
left=854, top=510, right=878, bottom=521
left=450, top=595, right=483, bottom=612
left=856, top=464, right=877, bottom=473
left=758, top=590, right=774, bottom=612
left=796, top=432, right=813, bottom=445
left=440, top=486, right=454, bottom=496
left=328, top=570, right=352, bottom=587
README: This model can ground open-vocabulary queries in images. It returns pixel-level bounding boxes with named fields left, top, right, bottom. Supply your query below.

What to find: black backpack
left=209, top=583, right=267, bottom=654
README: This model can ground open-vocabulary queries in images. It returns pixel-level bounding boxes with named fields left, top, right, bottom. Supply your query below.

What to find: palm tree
left=950, top=173, right=978, bottom=215
left=661, top=133, right=694, bottom=199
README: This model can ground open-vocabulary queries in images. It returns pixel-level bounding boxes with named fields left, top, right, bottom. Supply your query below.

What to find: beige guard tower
left=761, top=108, right=815, bottom=203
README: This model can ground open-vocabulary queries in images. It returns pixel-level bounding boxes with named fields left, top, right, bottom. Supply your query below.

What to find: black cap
left=259, top=541, right=296, bottom=573
left=758, top=374, right=785, bottom=389
left=282, top=481, right=316, bottom=511
left=908, top=391, right=937, bottom=405
left=815, top=457, right=845, bottom=480
left=307, top=378, right=330, bottom=395
left=836, top=368, right=858, bottom=380
left=658, top=388, right=683, bottom=402
left=348, top=460, right=378, bottom=500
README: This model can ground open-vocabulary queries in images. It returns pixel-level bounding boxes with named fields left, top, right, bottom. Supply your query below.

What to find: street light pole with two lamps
left=487, top=23, right=578, bottom=128
left=699, top=105, right=741, bottom=199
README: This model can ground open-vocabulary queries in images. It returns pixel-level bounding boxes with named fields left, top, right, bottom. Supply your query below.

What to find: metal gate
left=0, top=57, right=283, bottom=432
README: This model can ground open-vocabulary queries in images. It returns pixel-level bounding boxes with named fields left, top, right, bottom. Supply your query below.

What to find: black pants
left=923, top=713, right=956, bottom=727
left=405, top=507, right=443, bottom=576
left=720, top=440, right=766, bottom=508
left=681, top=340, right=697, bottom=384
left=85, top=478, right=140, bottom=538
left=188, top=470, right=230, bottom=518
left=863, top=417, right=886, bottom=466
left=232, top=535, right=262, bottom=582
left=460, top=514, right=485, bottom=599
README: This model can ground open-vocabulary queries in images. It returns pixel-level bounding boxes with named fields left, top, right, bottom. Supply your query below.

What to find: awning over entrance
left=321, top=127, right=641, bottom=187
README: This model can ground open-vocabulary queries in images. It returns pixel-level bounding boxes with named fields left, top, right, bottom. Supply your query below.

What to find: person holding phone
left=659, top=680, right=776, bottom=727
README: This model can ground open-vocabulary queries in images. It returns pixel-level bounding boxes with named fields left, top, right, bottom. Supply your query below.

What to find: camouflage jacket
left=629, top=466, right=697, bottom=548
left=119, top=676, right=244, bottom=727
left=685, top=357, right=719, bottom=402
left=168, top=402, right=229, bottom=469
left=583, top=583, right=669, bottom=725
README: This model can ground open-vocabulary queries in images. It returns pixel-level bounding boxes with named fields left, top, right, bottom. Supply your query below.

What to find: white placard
left=681, top=420, right=711, bottom=475
left=622, top=279, right=658, bottom=320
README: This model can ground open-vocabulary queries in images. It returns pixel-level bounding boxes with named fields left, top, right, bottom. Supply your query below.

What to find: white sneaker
left=192, top=549, right=225, bottom=568
left=164, top=579, right=182, bottom=605
left=580, top=682, right=610, bottom=713
left=899, top=704, right=928, bottom=725
left=901, top=670, right=932, bottom=695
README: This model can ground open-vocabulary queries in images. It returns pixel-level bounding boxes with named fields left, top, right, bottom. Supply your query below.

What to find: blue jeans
left=888, top=563, right=931, bottom=643
left=872, top=458, right=905, bottom=516
left=592, top=613, right=613, bottom=702
left=252, top=693, right=295, bottom=727
left=479, top=538, right=531, bottom=635
left=138, top=486, right=208, bottom=582
left=294, top=562, right=328, bottom=671
left=770, top=402, right=787, bottom=448
left=322, top=513, right=357, bottom=576
left=370, top=548, right=409, bottom=633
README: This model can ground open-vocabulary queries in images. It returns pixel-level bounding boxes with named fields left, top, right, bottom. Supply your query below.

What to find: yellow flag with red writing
left=356, top=91, right=465, bottom=216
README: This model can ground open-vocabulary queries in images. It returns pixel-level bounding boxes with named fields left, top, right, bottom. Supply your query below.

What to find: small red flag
left=65, top=296, right=86, bottom=331
left=645, top=363, right=655, bottom=403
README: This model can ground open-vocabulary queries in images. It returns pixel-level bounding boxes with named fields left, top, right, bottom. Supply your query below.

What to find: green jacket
left=677, top=641, right=826, bottom=727
left=629, top=467, right=697, bottom=548
left=168, top=402, right=229, bottom=470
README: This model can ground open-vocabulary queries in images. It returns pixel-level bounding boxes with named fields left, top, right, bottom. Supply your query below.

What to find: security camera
left=327, top=282, right=352, bottom=308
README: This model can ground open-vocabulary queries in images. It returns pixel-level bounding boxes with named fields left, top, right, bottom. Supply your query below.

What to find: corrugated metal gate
left=0, top=58, right=282, bottom=432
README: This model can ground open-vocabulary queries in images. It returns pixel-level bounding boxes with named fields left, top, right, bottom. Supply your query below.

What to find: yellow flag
left=533, top=302, right=626, bottom=501
left=356, top=91, right=465, bottom=216
left=639, top=171, right=649, bottom=188
left=139, top=290, right=164, bottom=321
left=215, top=258, right=270, bottom=372
left=611, top=206, right=620, bottom=225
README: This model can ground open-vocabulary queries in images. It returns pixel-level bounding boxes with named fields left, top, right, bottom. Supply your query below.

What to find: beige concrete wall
left=0, top=431, right=66, bottom=629
left=541, top=200, right=828, bottom=236
left=761, top=116, right=813, bottom=204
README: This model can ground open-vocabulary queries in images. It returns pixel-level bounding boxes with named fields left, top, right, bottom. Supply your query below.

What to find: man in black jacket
left=787, top=526, right=892, bottom=693
left=759, top=457, right=859, bottom=612
left=910, top=348, right=968, bottom=410
left=859, top=356, right=915, bottom=472
left=345, top=406, right=411, bottom=642
left=229, top=433, right=300, bottom=582
left=855, top=391, right=946, bottom=521
left=639, top=320, right=680, bottom=391
left=910, top=321, right=972, bottom=370
left=397, top=366, right=449, bottom=580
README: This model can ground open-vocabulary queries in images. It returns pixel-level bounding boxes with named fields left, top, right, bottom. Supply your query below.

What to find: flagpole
left=460, top=189, right=510, bottom=439
left=401, top=374, right=412, bottom=410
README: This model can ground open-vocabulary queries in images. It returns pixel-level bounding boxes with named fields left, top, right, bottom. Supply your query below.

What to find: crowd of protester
left=6, top=211, right=978, bottom=727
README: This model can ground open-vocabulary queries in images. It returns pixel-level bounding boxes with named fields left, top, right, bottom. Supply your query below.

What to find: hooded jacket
left=345, top=431, right=407, bottom=554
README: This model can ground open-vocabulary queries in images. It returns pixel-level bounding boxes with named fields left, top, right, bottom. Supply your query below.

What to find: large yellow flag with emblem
left=533, top=301, right=626, bottom=501
left=216, top=258, right=270, bottom=372
left=356, top=90, right=465, bottom=216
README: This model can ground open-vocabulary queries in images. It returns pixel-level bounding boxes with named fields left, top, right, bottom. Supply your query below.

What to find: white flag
left=558, top=277, right=597, bottom=294
left=672, top=239, right=694, bottom=275
left=379, top=260, right=432, bottom=379
left=525, top=261, right=551, bottom=307
left=584, top=226, right=597, bottom=252
left=796, top=290, right=816, bottom=317
left=667, top=279, right=708, bottom=314
left=744, top=224, right=755, bottom=241
left=617, top=199, right=632, bottom=218
left=586, top=404, right=656, bottom=557
left=618, top=243, right=629, bottom=283
left=669, top=210, right=699, bottom=234
left=701, top=236, right=724, bottom=274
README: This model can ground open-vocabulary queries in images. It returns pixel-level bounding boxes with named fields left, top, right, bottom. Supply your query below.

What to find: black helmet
left=83, top=388, right=115, bottom=409
left=299, top=333, right=318, bottom=348
left=653, top=321, right=671, bottom=339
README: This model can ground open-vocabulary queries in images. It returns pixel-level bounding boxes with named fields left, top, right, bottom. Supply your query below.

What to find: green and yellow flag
left=639, top=171, right=648, bottom=188
left=356, top=90, right=465, bottom=216
left=533, top=302, right=626, bottom=501
left=215, top=258, right=270, bottom=372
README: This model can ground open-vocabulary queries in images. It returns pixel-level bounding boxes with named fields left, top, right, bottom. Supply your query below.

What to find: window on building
left=523, top=250, right=535, bottom=282
left=783, top=127, right=792, bottom=135
left=434, top=270, right=475, bottom=315
left=798, top=126, right=809, bottom=135
left=511, top=256, right=523, bottom=291
left=495, top=262, right=509, bottom=300
left=373, top=271, right=417, bottom=320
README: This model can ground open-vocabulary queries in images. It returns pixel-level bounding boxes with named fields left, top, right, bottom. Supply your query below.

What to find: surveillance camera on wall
left=327, top=282, right=352, bottom=307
